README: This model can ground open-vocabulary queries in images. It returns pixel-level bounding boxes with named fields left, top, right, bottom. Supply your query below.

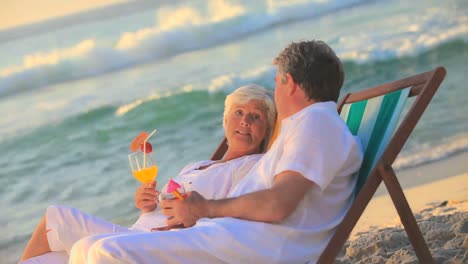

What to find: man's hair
left=273, top=40, right=344, bottom=102
left=224, top=84, right=277, bottom=152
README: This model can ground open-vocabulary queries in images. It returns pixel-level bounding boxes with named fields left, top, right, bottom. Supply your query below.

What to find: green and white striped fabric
left=340, top=88, right=411, bottom=194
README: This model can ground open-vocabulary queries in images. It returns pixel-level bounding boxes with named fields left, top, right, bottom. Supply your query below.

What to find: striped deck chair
left=339, top=85, right=411, bottom=195
left=318, top=66, right=446, bottom=263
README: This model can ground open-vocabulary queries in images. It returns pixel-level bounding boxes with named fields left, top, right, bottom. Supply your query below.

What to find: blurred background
left=0, top=0, right=466, bottom=262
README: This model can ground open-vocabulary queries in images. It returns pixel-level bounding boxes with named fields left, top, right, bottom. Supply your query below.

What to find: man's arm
left=161, top=171, right=315, bottom=227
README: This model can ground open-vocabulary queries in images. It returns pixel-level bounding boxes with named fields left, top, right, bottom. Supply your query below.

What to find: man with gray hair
left=77, top=40, right=363, bottom=263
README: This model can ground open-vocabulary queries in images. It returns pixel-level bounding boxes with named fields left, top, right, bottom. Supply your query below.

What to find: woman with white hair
left=20, top=84, right=277, bottom=263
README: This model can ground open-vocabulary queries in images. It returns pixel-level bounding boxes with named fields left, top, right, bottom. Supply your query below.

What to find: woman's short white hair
left=223, top=84, right=277, bottom=152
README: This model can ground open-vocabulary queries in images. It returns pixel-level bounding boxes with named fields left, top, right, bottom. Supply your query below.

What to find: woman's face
left=224, top=99, right=268, bottom=155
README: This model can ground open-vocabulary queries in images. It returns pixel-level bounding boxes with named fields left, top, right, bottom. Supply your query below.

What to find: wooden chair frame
left=318, top=66, right=446, bottom=263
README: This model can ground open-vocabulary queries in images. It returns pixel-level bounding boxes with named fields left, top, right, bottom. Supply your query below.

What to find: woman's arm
left=135, top=181, right=159, bottom=213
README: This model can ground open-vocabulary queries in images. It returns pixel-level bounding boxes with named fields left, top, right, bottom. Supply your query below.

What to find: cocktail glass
left=128, top=151, right=158, bottom=183
left=159, top=181, right=186, bottom=201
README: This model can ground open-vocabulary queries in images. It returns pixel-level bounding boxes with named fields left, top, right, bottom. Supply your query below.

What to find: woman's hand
left=160, top=191, right=209, bottom=227
left=135, top=181, right=159, bottom=213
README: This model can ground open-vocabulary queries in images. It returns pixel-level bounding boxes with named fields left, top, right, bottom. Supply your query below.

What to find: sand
left=334, top=150, right=468, bottom=264
left=338, top=198, right=467, bottom=263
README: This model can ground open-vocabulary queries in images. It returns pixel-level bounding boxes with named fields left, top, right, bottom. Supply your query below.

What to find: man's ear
left=286, top=73, right=298, bottom=96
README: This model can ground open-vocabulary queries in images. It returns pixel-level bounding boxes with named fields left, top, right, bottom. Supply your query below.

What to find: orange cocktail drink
left=129, top=130, right=158, bottom=183
left=132, top=165, right=158, bottom=183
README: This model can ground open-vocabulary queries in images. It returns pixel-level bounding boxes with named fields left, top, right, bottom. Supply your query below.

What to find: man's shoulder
left=281, top=102, right=353, bottom=146
left=289, top=102, right=342, bottom=129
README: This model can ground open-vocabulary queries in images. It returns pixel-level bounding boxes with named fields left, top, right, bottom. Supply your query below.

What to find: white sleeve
left=275, top=112, right=353, bottom=191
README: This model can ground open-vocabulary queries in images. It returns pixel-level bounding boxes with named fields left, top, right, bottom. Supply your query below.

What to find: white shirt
left=130, top=154, right=261, bottom=231
left=223, top=101, right=363, bottom=262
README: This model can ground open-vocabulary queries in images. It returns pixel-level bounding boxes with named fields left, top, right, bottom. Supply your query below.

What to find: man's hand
left=135, top=181, right=159, bottom=213
left=160, top=191, right=208, bottom=227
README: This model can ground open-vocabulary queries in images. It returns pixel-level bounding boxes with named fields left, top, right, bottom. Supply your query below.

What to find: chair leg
left=317, top=170, right=383, bottom=264
left=378, top=164, right=434, bottom=264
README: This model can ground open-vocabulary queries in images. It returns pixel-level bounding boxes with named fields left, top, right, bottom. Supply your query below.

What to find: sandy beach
left=337, top=151, right=468, bottom=263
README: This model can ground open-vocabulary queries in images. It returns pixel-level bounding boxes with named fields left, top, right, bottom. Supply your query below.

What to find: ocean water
left=1, top=0, right=467, bottom=262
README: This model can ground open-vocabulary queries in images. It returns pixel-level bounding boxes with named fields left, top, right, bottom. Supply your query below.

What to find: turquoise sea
left=1, top=0, right=467, bottom=262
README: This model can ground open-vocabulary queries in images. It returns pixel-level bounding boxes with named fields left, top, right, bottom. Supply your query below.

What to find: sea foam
left=9, top=0, right=464, bottom=97
left=394, top=134, right=468, bottom=170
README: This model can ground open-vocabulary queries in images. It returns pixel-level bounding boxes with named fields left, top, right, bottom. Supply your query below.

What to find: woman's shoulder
left=231, top=153, right=262, bottom=163
left=228, top=154, right=262, bottom=185
left=227, top=153, right=263, bottom=168
left=179, top=160, right=212, bottom=174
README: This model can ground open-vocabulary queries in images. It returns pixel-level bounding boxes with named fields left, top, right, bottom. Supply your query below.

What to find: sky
left=0, top=0, right=128, bottom=31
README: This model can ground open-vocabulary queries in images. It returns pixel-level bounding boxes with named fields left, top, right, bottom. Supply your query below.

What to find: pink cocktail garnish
left=167, top=179, right=185, bottom=200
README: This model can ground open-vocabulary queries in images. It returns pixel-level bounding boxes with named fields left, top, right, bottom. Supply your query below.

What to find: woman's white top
left=130, top=154, right=262, bottom=231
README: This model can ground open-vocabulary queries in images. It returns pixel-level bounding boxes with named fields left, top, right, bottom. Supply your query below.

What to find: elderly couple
left=20, top=40, right=363, bottom=263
